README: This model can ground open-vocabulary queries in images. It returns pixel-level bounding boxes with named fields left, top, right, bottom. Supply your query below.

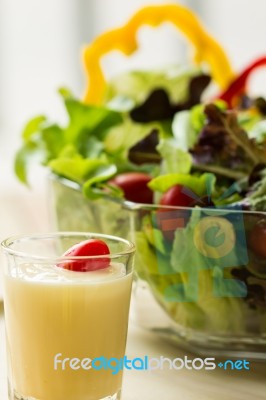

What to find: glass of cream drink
left=1, top=232, right=135, bottom=400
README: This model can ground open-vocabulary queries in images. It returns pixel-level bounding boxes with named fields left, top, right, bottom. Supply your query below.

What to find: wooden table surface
left=0, top=185, right=265, bottom=399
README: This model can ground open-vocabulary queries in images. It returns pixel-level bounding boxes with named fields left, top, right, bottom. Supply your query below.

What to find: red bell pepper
left=217, top=56, right=266, bottom=108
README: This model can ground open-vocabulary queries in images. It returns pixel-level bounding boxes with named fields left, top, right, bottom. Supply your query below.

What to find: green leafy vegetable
left=15, top=90, right=166, bottom=192
left=148, top=172, right=215, bottom=196
left=249, top=169, right=266, bottom=211
left=156, top=139, right=192, bottom=174
left=104, top=119, right=162, bottom=156
left=172, top=110, right=197, bottom=151
left=104, top=66, right=204, bottom=106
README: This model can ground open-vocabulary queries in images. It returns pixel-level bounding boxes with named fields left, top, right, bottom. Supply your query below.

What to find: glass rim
left=50, top=175, right=266, bottom=214
left=1, top=231, right=135, bottom=262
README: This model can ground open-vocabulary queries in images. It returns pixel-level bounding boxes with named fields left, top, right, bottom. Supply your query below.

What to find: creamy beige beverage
left=4, top=262, right=132, bottom=400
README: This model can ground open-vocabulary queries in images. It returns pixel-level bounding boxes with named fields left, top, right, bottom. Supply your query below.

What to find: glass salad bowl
left=49, top=175, right=266, bottom=360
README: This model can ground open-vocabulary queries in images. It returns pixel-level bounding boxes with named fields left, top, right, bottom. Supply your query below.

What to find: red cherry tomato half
left=159, top=185, right=194, bottom=208
left=109, top=172, right=153, bottom=204
left=248, top=220, right=266, bottom=259
left=156, top=208, right=189, bottom=241
left=157, top=185, right=193, bottom=241
left=59, top=239, right=110, bottom=272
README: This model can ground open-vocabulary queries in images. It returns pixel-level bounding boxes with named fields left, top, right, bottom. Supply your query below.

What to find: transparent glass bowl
left=49, top=175, right=266, bottom=360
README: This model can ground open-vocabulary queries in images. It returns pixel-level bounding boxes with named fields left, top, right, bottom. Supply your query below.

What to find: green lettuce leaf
left=82, top=164, right=117, bottom=200
left=104, top=66, right=203, bottom=107
left=156, top=139, right=192, bottom=174
left=14, top=115, right=49, bottom=184
left=248, top=119, right=266, bottom=143
left=248, top=168, right=266, bottom=211
left=22, top=115, right=47, bottom=140
left=62, top=97, right=123, bottom=144
left=168, top=209, right=245, bottom=332
left=148, top=172, right=215, bottom=196
left=171, top=102, right=226, bottom=152
left=172, top=110, right=198, bottom=151
left=134, top=220, right=207, bottom=329
left=48, top=157, right=111, bottom=185
left=104, top=118, right=162, bottom=156
left=15, top=91, right=123, bottom=184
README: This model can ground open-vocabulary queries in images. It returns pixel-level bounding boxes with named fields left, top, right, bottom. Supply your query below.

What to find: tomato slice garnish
left=59, top=239, right=110, bottom=272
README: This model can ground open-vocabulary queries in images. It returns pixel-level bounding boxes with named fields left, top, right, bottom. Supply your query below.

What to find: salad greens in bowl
left=14, top=2, right=266, bottom=358
left=16, top=80, right=266, bottom=358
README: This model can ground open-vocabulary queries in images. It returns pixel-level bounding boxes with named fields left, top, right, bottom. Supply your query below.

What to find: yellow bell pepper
left=82, top=4, right=234, bottom=105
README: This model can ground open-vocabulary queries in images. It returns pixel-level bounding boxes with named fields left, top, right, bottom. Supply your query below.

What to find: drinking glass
left=1, top=232, right=135, bottom=400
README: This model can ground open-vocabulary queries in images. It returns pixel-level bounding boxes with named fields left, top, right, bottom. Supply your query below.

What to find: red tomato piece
left=157, top=185, right=193, bottom=241
left=59, top=239, right=110, bottom=272
left=110, top=172, right=153, bottom=204
left=159, top=185, right=194, bottom=208
left=248, top=220, right=266, bottom=259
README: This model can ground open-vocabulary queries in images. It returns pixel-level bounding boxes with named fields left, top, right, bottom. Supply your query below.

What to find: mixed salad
left=15, top=4, right=266, bottom=340
left=133, top=99, right=266, bottom=336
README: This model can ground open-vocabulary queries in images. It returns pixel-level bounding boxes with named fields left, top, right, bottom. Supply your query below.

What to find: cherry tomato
left=156, top=185, right=193, bottom=241
left=159, top=185, right=194, bottom=207
left=248, top=220, right=266, bottom=259
left=156, top=208, right=189, bottom=242
left=59, top=239, right=110, bottom=272
left=110, top=172, right=153, bottom=204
